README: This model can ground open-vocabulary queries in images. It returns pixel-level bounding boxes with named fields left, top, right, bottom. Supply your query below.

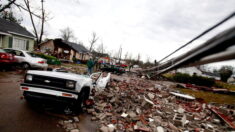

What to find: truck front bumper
left=20, top=83, right=79, bottom=104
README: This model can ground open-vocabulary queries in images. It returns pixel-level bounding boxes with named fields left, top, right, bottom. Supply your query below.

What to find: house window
left=13, top=37, right=27, bottom=50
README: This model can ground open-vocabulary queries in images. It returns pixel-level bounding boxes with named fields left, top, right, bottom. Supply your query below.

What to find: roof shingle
left=0, top=18, right=35, bottom=38
left=63, top=40, right=89, bottom=53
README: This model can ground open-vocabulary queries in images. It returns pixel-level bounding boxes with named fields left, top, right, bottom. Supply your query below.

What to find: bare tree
left=89, top=32, right=98, bottom=52
left=124, top=52, right=128, bottom=60
left=100, top=42, right=104, bottom=55
left=107, top=50, right=114, bottom=58
left=96, top=41, right=105, bottom=56
left=0, top=0, right=16, bottom=12
left=14, top=2, right=41, bottom=19
left=1, top=0, right=51, bottom=46
left=59, top=27, right=75, bottom=41
left=118, top=45, right=122, bottom=63
left=0, top=10, right=23, bottom=24
left=128, top=53, right=132, bottom=60
left=137, top=53, right=141, bottom=63
left=23, top=0, right=49, bottom=46
left=39, top=0, right=45, bottom=44
left=146, top=55, right=150, bottom=63
left=114, top=51, right=119, bottom=59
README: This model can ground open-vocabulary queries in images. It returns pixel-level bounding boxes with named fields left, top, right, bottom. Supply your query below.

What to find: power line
left=158, top=11, right=235, bottom=63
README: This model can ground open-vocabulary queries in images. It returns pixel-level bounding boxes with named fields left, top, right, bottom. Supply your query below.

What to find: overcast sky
left=18, top=0, right=235, bottom=66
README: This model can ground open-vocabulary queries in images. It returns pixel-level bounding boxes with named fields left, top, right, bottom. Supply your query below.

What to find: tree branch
left=89, top=32, right=98, bottom=52
left=0, top=0, right=16, bottom=12
left=24, top=0, right=38, bottom=43
left=39, top=0, right=45, bottom=44
left=13, top=3, right=42, bottom=19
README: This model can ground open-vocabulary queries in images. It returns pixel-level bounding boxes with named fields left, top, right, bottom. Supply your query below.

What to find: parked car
left=4, top=48, right=48, bottom=70
left=100, top=64, right=125, bottom=74
left=0, top=49, right=16, bottom=68
left=20, top=69, right=110, bottom=113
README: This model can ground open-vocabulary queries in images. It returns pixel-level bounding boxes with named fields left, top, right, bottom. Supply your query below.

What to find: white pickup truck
left=20, top=69, right=110, bottom=112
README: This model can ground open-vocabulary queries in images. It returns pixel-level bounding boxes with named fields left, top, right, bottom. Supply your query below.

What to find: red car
left=0, top=49, right=16, bottom=68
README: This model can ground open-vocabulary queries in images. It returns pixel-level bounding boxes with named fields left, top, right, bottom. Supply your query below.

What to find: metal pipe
left=146, top=26, right=235, bottom=76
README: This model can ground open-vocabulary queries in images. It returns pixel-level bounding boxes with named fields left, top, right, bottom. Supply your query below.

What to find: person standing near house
left=72, top=55, right=76, bottom=63
left=129, top=64, right=133, bottom=72
left=87, top=58, right=94, bottom=75
left=94, top=58, right=99, bottom=71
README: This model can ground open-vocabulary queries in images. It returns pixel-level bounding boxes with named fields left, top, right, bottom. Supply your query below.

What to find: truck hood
left=27, top=70, right=91, bottom=81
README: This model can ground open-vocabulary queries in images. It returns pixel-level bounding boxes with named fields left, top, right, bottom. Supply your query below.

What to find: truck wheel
left=75, top=88, right=89, bottom=113
left=23, top=91, right=32, bottom=103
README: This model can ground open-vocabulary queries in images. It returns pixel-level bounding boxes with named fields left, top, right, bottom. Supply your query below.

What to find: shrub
left=34, top=53, right=61, bottom=65
left=172, top=73, right=191, bottom=83
left=190, top=75, right=215, bottom=87
left=172, top=73, right=215, bottom=87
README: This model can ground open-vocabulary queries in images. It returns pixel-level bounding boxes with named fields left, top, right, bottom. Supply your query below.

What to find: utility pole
left=119, top=46, right=122, bottom=64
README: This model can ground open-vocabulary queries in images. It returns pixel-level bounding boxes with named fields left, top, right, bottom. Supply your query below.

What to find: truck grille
left=27, top=75, right=68, bottom=89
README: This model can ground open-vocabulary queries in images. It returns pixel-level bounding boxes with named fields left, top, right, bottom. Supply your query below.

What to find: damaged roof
left=54, top=39, right=89, bottom=53
left=0, top=18, right=35, bottom=38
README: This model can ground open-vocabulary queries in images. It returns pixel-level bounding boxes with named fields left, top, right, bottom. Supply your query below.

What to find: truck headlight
left=26, top=75, right=33, bottom=81
left=66, top=81, right=75, bottom=89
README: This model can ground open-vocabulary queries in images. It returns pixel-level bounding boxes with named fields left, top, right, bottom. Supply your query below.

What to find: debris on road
left=73, top=117, right=80, bottom=122
left=58, top=118, right=80, bottom=131
left=56, top=73, right=235, bottom=131
left=84, top=74, right=235, bottom=131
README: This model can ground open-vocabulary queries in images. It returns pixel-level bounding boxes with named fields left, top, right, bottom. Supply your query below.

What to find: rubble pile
left=58, top=117, right=80, bottom=132
left=87, top=77, right=234, bottom=132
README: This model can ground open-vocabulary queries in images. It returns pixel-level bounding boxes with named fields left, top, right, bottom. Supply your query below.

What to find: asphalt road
left=0, top=71, right=97, bottom=132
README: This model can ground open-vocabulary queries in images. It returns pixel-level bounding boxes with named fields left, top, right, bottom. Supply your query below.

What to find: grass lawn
left=178, top=88, right=235, bottom=104
left=214, top=81, right=235, bottom=91
left=163, top=73, right=235, bottom=91
left=61, top=63, right=87, bottom=68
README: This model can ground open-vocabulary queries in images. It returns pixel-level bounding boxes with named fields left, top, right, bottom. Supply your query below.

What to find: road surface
left=0, top=71, right=97, bottom=132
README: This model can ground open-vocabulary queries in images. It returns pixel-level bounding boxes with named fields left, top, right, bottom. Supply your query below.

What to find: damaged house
left=39, top=39, right=91, bottom=61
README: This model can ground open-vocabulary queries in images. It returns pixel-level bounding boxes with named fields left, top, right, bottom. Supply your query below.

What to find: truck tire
left=23, top=91, right=32, bottom=103
left=74, top=87, right=90, bottom=113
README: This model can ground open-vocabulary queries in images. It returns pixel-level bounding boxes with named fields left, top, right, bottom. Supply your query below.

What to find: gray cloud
left=19, top=0, right=235, bottom=62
